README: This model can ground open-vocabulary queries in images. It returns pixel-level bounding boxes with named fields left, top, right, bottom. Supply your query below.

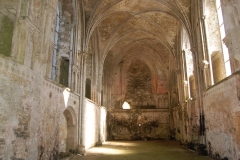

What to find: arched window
left=51, top=1, right=72, bottom=87
left=181, top=28, right=194, bottom=99
left=205, top=0, right=231, bottom=84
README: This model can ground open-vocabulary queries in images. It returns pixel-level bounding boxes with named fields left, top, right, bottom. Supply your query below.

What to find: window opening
left=85, top=78, right=91, bottom=99
left=59, top=58, right=69, bottom=86
left=51, top=2, right=60, bottom=80
left=122, top=101, right=130, bottom=109
left=216, top=0, right=231, bottom=76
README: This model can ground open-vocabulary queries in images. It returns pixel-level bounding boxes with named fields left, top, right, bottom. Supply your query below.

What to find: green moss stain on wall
left=0, top=15, right=14, bottom=57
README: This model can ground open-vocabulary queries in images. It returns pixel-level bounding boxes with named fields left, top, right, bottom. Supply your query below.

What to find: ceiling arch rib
left=154, top=0, right=192, bottom=36
left=86, top=0, right=192, bottom=48
left=119, top=42, right=169, bottom=68
left=101, top=26, right=172, bottom=54
left=87, top=10, right=174, bottom=48
left=107, top=50, right=168, bottom=85
left=107, top=42, right=169, bottom=78
left=140, top=14, right=176, bottom=47
left=87, top=10, right=180, bottom=47
left=100, top=29, right=172, bottom=65
left=89, top=0, right=171, bottom=28
left=137, top=40, right=170, bottom=68
left=87, top=0, right=122, bottom=31
left=96, top=11, right=179, bottom=60
left=95, top=11, right=133, bottom=44
left=83, top=0, right=192, bottom=83
left=109, top=39, right=170, bottom=71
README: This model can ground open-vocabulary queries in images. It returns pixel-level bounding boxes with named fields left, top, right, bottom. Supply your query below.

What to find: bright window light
left=216, top=0, right=231, bottom=76
left=122, top=101, right=130, bottom=109
left=225, top=61, right=231, bottom=76
left=63, top=88, right=70, bottom=107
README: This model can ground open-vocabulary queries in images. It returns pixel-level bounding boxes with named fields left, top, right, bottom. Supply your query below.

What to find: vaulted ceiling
left=84, top=0, right=192, bottom=81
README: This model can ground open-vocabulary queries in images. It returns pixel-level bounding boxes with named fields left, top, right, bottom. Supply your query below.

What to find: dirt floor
left=68, top=140, right=213, bottom=160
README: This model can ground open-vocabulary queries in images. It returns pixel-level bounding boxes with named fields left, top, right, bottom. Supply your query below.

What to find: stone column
left=78, top=52, right=87, bottom=154
left=191, top=49, right=206, bottom=144
left=201, top=14, right=214, bottom=87
left=223, top=34, right=240, bottom=73
left=107, top=84, right=112, bottom=110
left=182, top=50, right=189, bottom=99
left=71, top=65, right=80, bottom=92
left=98, top=74, right=103, bottom=105
left=91, top=85, right=96, bottom=103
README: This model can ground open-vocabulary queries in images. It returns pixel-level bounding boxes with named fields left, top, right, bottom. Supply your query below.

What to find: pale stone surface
left=82, top=99, right=107, bottom=150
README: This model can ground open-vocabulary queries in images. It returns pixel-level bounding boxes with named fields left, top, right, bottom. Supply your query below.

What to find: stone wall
left=0, top=55, right=81, bottom=159
left=39, top=80, right=80, bottom=160
left=203, top=72, right=240, bottom=159
left=0, top=56, right=38, bottom=160
left=110, top=58, right=169, bottom=110
left=82, top=99, right=107, bottom=150
left=124, top=60, right=156, bottom=109
left=0, top=55, right=107, bottom=159
left=108, top=109, right=170, bottom=140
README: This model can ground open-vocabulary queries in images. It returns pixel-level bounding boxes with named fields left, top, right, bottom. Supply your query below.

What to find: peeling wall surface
left=0, top=57, right=77, bottom=159
left=203, top=73, right=240, bottom=159
left=0, top=56, right=106, bottom=159
left=108, top=109, right=170, bottom=140
left=124, top=60, right=157, bottom=109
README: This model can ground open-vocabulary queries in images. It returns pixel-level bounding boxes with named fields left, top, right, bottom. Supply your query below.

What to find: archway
left=63, top=107, right=77, bottom=152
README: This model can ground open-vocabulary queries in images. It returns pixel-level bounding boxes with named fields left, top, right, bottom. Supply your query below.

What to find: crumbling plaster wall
left=108, top=109, right=170, bottom=140
left=203, top=72, right=240, bottom=160
left=0, top=56, right=39, bottom=160
left=0, top=55, right=80, bottom=159
left=39, top=80, right=80, bottom=159
left=109, top=58, right=168, bottom=110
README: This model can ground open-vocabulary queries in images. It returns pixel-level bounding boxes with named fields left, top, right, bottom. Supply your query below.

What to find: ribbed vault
left=83, top=0, right=192, bottom=110
left=84, top=0, right=191, bottom=66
